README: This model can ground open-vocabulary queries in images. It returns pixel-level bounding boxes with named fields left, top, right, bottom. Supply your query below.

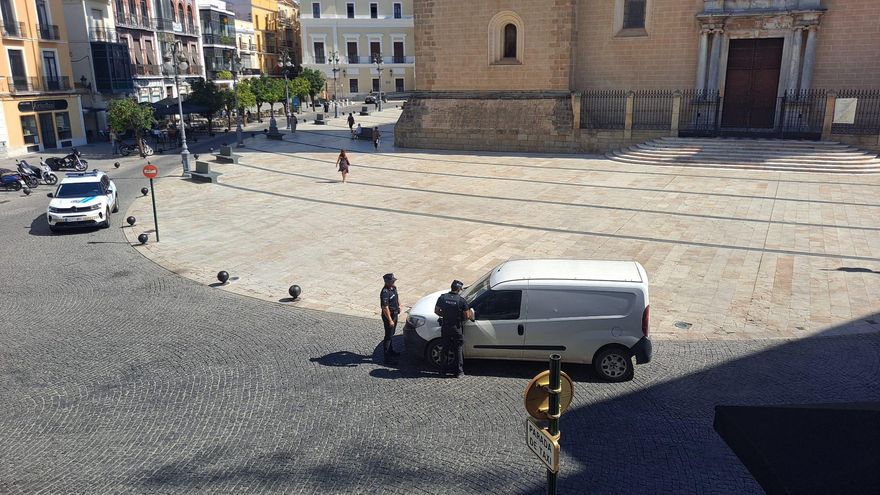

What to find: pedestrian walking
left=372, top=127, right=381, bottom=151
left=380, top=273, right=401, bottom=364
left=434, top=280, right=474, bottom=377
left=291, top=114, right=298, bottom=132
left=109, top=130, right=119, bottom=155
left=347, top=113, right=355, bottom=133
left=335, top=149, right=351, bottom=183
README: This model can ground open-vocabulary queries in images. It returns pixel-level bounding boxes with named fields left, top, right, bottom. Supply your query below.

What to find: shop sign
left=18, top=100, right=69, bottom=113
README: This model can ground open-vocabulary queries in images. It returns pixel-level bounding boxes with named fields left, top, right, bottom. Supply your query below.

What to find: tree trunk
left=256, top=102, right=263, bottom=122
left=135, top=129, right=145, bottom=157
left=207, top=115, right=213, bottom=134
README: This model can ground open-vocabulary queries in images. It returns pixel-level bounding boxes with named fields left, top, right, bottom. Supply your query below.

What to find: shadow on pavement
left=541, top=314, right=880, bottom=494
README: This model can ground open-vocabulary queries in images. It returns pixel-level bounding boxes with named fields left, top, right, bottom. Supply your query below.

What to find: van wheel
left=425, top=339, right=453, bottom=370
left=593, top=347, right=634, bottom=382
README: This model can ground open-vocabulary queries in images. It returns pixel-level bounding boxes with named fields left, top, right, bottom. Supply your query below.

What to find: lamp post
left=231, top=53, right=243, bottom=147
left=278, top=51, right=294, bottom=131
left=373, top=53, right=383, bottom=111
left=163, top=41, right=191, bottom=176
left=329, top=51, right=340, bottom=118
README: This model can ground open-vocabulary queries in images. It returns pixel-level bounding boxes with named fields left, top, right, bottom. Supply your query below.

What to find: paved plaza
left=1, top=110, right=879, bottom=493
left=124, top=107, right=880, bottom=340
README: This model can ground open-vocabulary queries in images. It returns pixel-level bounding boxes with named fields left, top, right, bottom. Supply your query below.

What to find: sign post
left=142, top=164, right=159, bottom=242
left=524, top=354, right=572, bottom=495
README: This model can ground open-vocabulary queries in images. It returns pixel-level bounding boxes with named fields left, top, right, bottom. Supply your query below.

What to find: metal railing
left=580, top=90, right=627, bottom=129
left=2, top=21, right=26, bottom=37
left=115, top=15, right=154, bottom=29
left=36, top=23, right=60, bottom=40
left=133, top=64, right=161, bottom=76
left=3, top=76, right=71, bottom=92
left=89, top=27, right=119, bottom=42
left=347, top=55, right=363, bottom=64
left=390, top=55, right=413, bottom=64
left=777, top=89, right=826, bottom=139
left=831, top=89, right=880, bottom=135
left=314, top=55, right=326, bottom=63
left=43, top=76, right=71, bottom=91
left=678, top=89, right=721, bottom=136
left=185, top=65, right=203, bottom=76
left=202, top=33, right=236, bottom=46
left=631, top=90, right=675, bottom=130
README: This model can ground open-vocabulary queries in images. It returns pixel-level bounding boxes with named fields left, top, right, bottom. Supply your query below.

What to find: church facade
left=395, top=0, right=880, bottom=153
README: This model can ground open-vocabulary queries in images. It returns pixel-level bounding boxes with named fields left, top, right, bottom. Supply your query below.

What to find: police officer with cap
left=434, top=280, right=474, bottom=377
left=380, top=273, right=401, bottom=364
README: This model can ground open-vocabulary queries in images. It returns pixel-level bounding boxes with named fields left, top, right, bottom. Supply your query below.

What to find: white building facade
left=300, top=0, right=414, bottom=100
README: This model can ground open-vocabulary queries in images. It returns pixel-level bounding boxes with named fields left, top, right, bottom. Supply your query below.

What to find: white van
left=403, top=259, right=652, bottom=382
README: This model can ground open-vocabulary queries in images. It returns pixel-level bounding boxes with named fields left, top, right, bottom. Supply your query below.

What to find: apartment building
left=199, top=0, right=236, bottom=81
left=301, top=0, right=414, bottom=99
left=0, top=0, right=87, bottom=156
left=234, top=17, right=259, bottom=77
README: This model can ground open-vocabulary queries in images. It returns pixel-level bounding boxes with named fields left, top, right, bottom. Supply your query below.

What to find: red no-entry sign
left=142, top=164, right=158, bottom=178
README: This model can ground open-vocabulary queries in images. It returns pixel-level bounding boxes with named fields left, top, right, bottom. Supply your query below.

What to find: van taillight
left=642, top=305, right=650, bottom=337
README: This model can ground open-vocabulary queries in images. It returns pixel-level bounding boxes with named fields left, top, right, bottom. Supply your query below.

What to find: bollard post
left=547, top=354, right=561, bottom=495
left=149, top=178, right=159, bottom=242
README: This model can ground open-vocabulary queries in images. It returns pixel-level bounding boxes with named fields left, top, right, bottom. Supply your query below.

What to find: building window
left=372, top=77, right=379, bottom=92
left=346, top=41, right=358, bottom=63
left=311, top=2, right=320, bottom=18
left=614, top=0, right=649, bottom=36
left=487, top=11, right=523, bottom=65
left=55, top=112, right=72, bottom=140
left=313, top=41, right=325, bottom=63
left=177, top=4, right=183, bottom=24
left=1, top=0, right=18, bottom=29
left=395, top=77, right=403, bottom=92
left=623, top=0, right=646, bottom=29
left=346, top=3, right=354, bottom=18
left=21, top=115, right=39, bottom=144
left=370, top=41, right=380, bottom=61
left=140, top=0, right=148, bottom=20
left=393, top=3, right=401, bottom=19
left=349, top=78, right=358, bottom=93
left=369, top=3, right=377, bottom=19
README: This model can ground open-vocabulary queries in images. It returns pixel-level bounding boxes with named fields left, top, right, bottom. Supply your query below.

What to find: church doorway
left=721, top=38, right=784, bottom=131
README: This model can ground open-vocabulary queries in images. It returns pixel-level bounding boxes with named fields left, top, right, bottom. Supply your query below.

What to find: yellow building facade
left=0, top=0, right=86, bottom=156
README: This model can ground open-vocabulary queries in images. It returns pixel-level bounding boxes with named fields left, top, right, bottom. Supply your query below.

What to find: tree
left=215, top=70, right=233, bottom=80
left=185, top=80, right=225, bottom=134
left=300, top=68, right=326, bottom=108
left=250, top=76, right=272, bottom=122
left=236, top=80, right=256, bottom=123
left=288, top=77, right=311, bottom=113
left=107, top=98, right=155, bottom=157
left=263, top=77, right=285, bottom=116
left=221, top=89, right=235, bottom=129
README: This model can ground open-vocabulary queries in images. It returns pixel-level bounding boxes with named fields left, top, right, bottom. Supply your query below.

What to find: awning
left=151, top=97, right=211, bottom=116
left=714, top=403, right=880, bottom=494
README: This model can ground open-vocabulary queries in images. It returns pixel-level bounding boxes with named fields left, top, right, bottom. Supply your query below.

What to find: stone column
left=671, top=91, right=682, bottom=135
left=822, top=91, right=836, bottom=141
left=624, top=91, right=634, bottom=140
left=787, top=27, right=804, bottom=92
left=695, top=29, right=710, bottom=91
left=799, top=25, right=819, bottom=91
left=707, top=29, right=723, bottom=92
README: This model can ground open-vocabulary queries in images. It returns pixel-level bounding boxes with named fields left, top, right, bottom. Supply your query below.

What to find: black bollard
left=141, top=187, right=149, bottom=196
left=138, top=233, right=148, bottom=244
left=126, top=216, right=136, bottom=226
left=114, top=162, right=120, bottom=168
left=217, top=271, right=229, bottom=284
left=288, top=285, right=302, bottom=299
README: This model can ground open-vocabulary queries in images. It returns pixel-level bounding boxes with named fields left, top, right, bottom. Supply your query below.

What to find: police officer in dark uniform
left=380, top=273, right=401, bottom=364
left=434, top=280, right=474, bottom=377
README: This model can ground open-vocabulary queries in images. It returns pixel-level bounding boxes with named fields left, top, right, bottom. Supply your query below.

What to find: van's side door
left=464, top=289, right=526, bottom=359
left=521, top=288, right=637, bottom=362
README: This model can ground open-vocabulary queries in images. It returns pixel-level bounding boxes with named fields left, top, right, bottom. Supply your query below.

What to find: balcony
left=185, top=65, right=203, bottom=76
left=314, top=55, right=326, bottom=64
left=156, top=18, right=198, bottom=36
left=133, top=64, right=161, bottom=76
left=203, top=33, right=236, bottom=46
left=89, top=27, right=119, bottom=42
left=347, top=55, right=362, bottom=64
left=37, top=23, right=60, bottom=40
left=239, top=40, right=256, bottom=51
left=1, top=21, right=26, bottom=37
left=3, top=76, right=71, bottom=93
left=116, top=14, right=155, bottom=30
left=389, top=55, right=414, bottom=64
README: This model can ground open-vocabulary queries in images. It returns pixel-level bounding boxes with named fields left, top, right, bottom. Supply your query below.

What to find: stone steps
left=607, top=137, right=880, bottom=174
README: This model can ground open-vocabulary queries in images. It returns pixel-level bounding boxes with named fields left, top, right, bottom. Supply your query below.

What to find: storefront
left=1, top=95, right=87, bottom=155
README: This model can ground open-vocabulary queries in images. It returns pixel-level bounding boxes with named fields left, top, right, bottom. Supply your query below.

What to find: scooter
left=0, top=169, right=27, bottom=191
left=15, top=160, right=41, bottom=189
left=44, top=148, right=88, bottom=171
left=37, top=158, right=58, bottom=185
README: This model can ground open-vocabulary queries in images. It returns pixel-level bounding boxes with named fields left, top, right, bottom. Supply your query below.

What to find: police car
left=46, top=170, right=118, bottom=232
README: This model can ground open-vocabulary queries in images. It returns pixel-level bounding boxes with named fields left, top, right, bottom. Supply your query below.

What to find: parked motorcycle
left=37, top=158, right=58, bottom=185
left=119, top=140, right=154, bottom=157
left=15, top=160, right=41, bottom=189
left=0, top=168, right=27, bottom=191
left=44, top=148, right=88, bottom=171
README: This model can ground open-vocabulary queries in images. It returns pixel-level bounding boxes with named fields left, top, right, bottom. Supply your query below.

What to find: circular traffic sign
left=142, top=164, right=158, bottom=179
left=524, top=370, right=574, bottom=420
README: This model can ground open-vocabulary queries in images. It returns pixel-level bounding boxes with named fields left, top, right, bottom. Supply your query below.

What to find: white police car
left=46, top=170, right=118, bottom=232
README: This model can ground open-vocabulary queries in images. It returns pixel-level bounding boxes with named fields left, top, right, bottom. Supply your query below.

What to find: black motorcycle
left=44, top=148, right=88, bottom=171
left=15, top=160, right=40, bottom=188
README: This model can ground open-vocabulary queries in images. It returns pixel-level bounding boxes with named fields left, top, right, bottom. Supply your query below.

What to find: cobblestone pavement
left=121, top=108, right=880, bottom=340
left=1, top=135, right=879, bottom=493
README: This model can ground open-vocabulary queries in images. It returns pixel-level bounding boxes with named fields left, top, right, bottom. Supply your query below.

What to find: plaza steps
left=607, top=137, right=880, bottom=173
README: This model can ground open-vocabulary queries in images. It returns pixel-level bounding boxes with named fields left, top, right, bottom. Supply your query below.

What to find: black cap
left=451, top=280, right=464, bottom=291
left=383, top=273, right=397, bottom=283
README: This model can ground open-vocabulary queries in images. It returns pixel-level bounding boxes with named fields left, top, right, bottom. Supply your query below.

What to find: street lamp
left=231, top=53, right=243, bottom=147
left=163, top=41, right=191, bottom=176
left=329, top=51, right=340, bottom=118
left=278, top=51, right=294, bottom=131
left=373, top=53, right=383, bottom=111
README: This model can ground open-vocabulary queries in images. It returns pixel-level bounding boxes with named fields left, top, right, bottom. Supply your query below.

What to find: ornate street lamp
left=163, top=41, right=191, bottom=176
left=373, top=53, right=383, bottom=111
left=329, top=51, right=340, bottom=118
left=231, top=53, right=243, bottom=147
left=278, top=51, right=294, bottom=131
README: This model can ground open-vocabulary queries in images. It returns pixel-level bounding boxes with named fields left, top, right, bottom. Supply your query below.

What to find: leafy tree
left=107, top=98, right=155, bottom=156
left=287, top=77, right=311, bottom=113
left=221, top=89, right=235, bottom=129
left=263, top=77, right=285, bottom=116
left=236, top=80, right=256, bottom=123
left=300, top=68, right=326, bottom=108
left=215, top=70, right=233, bottom=80
left=185, top=80, right=225, bottom=134
left=250, top=76, right=272, bottom=122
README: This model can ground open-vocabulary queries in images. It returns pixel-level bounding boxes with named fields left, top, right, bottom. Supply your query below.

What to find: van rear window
left=528, top=290, right=635, bottom=319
